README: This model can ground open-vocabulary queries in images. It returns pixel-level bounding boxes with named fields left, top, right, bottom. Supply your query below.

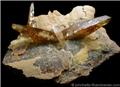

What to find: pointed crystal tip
left=28, top=3, right=35, bottom=27
left=30, top=3, right=34, bottom=16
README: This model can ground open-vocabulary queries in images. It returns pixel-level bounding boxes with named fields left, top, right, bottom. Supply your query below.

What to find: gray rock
left=3, top=27, right=120, bottom=83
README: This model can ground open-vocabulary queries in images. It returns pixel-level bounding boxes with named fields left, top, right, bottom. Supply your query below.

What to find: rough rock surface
left=3, top=5, right=120, bottom=84
left=33, top=5, right=95, bottom=31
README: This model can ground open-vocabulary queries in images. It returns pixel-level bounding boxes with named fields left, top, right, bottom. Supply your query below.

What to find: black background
left=1, top=1, right=120, bottom=87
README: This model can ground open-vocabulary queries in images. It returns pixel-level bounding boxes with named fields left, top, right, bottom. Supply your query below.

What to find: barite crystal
left=3, top=3, right=120, bottom=84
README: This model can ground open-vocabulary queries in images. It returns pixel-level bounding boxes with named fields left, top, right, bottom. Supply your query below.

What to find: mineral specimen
left=3, top=3, right=120, bottom=84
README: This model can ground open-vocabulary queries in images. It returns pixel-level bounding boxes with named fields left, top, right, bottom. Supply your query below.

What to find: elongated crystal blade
left=28, top=3, right=35, bottom=27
